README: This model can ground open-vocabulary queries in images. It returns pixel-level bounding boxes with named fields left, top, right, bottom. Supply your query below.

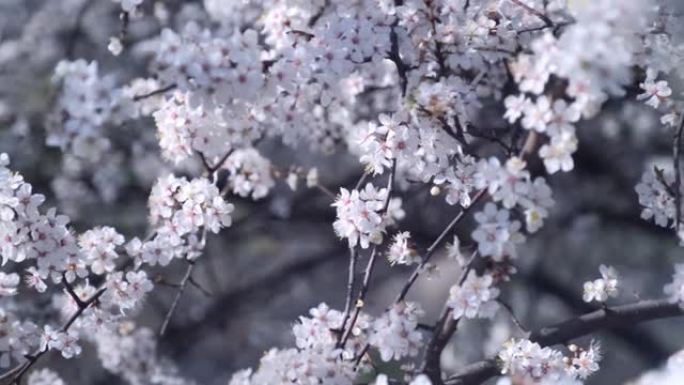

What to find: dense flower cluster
left=498, top=339, right=601, bottom=384
left=148, top=175, right=234, bottom=237
left=2, top=0, right=684, bottom=383
left=447, top=271, right=499, bottom=320
left=222, top=148, right=275, bottom=200
left=154, top=91, right=261, bottom=165
left=583, top=265, right=620, bottom=303
left=474, top=157, right=554, bottom=232
left=332, top=183, right=400, bottom=248
left=386, top=232, right=420, bottom=266
left=94, top=323, right=194, bottom=385
left=369, top=301, right=424, bottom=362
left=471, top=203, right=525, bottom=260
left=230, top=302, right=423, bottom=385
left=46, top=60, right=132, bottom=162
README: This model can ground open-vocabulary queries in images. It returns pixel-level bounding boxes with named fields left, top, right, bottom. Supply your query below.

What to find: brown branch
left=445, top=299, right=684, bottom=385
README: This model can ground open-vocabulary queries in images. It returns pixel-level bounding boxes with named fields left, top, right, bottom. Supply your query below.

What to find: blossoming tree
left=0, top=0, right=683, bottom=385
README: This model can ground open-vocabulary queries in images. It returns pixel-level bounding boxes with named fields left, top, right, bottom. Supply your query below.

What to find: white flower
left=471, top=203, right=525, bottom=260
left=498, top=339, right=565, bottom=381
left=372, top=374, right=389, bottom=385
left=447, top=271, right=499, bottom=320
left=583, top=265, right=618, bottom=303
left=664, top=263, right=684, bottom=307
left=635, top=168, right=676, bottom=228
left=306, top=168, right=319, bottom=188
left=41, top=326, right=81, bottom=359
left=387, top=232, right=420, bottom=266
left=108, top=37, right=123, bottom=56
left=503, top=94, right=528, bottom=124
left=24, top=267, right=47, bottom=293
left=569, top=342, right=601, bottom=380
left=539, top=130, right=578, bottom=174
left=223, top=149, right=275, bottom=200
left=409, top=374, right=432, bottom=385
left=79, top=226, right=124, bottom=275
left=0, top=272, right=19, bottom=296
left=28, top=369, right=66, bottom=385
left=332, top=184, right=389, bottom=249
left=638, top=70, right=672, bottom=109
left=369, top=302, right=424, bottom=362
left=521, top=96, right=552, bottom=133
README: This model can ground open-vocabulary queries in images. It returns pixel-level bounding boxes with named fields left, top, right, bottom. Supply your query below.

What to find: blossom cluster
left=230, top=301, right=424, bottom=385
left=4, top=0, right=684, bottom=383
left=583, top=265, right=620, bottom=304
left=332, top=183, right=403, bottom=249
left=46, top=60, right=132, bottom=162
left=369, top=301, right=424, bottom=362
left=498, top=339, right=601, bottom=384
left=154, top=91, right=262, bottom=165
left=505, top=0, right=650, bottom=175
left=635, top=167, right=680, bottom=229
left=447, top=271, right=499, bottom=320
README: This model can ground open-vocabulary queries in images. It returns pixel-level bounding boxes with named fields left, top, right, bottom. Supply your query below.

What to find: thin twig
left=159, top=260, right=196, bottom=336
left=394, top=189, right=486, bottom=304
left=337, top=246, right=359, bottom=343
left=133, top=83, right=177, bottom=101
left=510, top=0, right=554, bottom=28
left=354, top=171, right=370, bottom=190
left=673, top=115, right=683, bottom=231
left=340, top=246, right=380, bottom=347
left=189, top=276, right=213, bottom=297
left=2, top=287, right=106, bottom=384
left=497, top=299, right=529, bottom=333
left=340, top=162, right=397, bottom=347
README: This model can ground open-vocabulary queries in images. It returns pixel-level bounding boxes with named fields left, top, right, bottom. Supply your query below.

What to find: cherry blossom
left=583, top=265, right=620, bottom=303
left=447, top=271, right=499, bottom=320
left=369, top=301, right=424, bottom=362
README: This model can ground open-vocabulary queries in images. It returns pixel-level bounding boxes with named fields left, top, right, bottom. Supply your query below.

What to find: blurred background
left=0, top=1, right=682, bottom=384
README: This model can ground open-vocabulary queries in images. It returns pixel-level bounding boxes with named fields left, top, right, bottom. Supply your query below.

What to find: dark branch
left=159, top=260, right=196, bottom=336
left=133, top=83, right=177, bottom=101
left=445, top=299, right=684, bottom=385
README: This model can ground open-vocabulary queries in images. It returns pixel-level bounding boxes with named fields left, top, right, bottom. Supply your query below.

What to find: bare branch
left=159, top=260, right=196, bottom=336
left=132, top=83, right=177, bottom=101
